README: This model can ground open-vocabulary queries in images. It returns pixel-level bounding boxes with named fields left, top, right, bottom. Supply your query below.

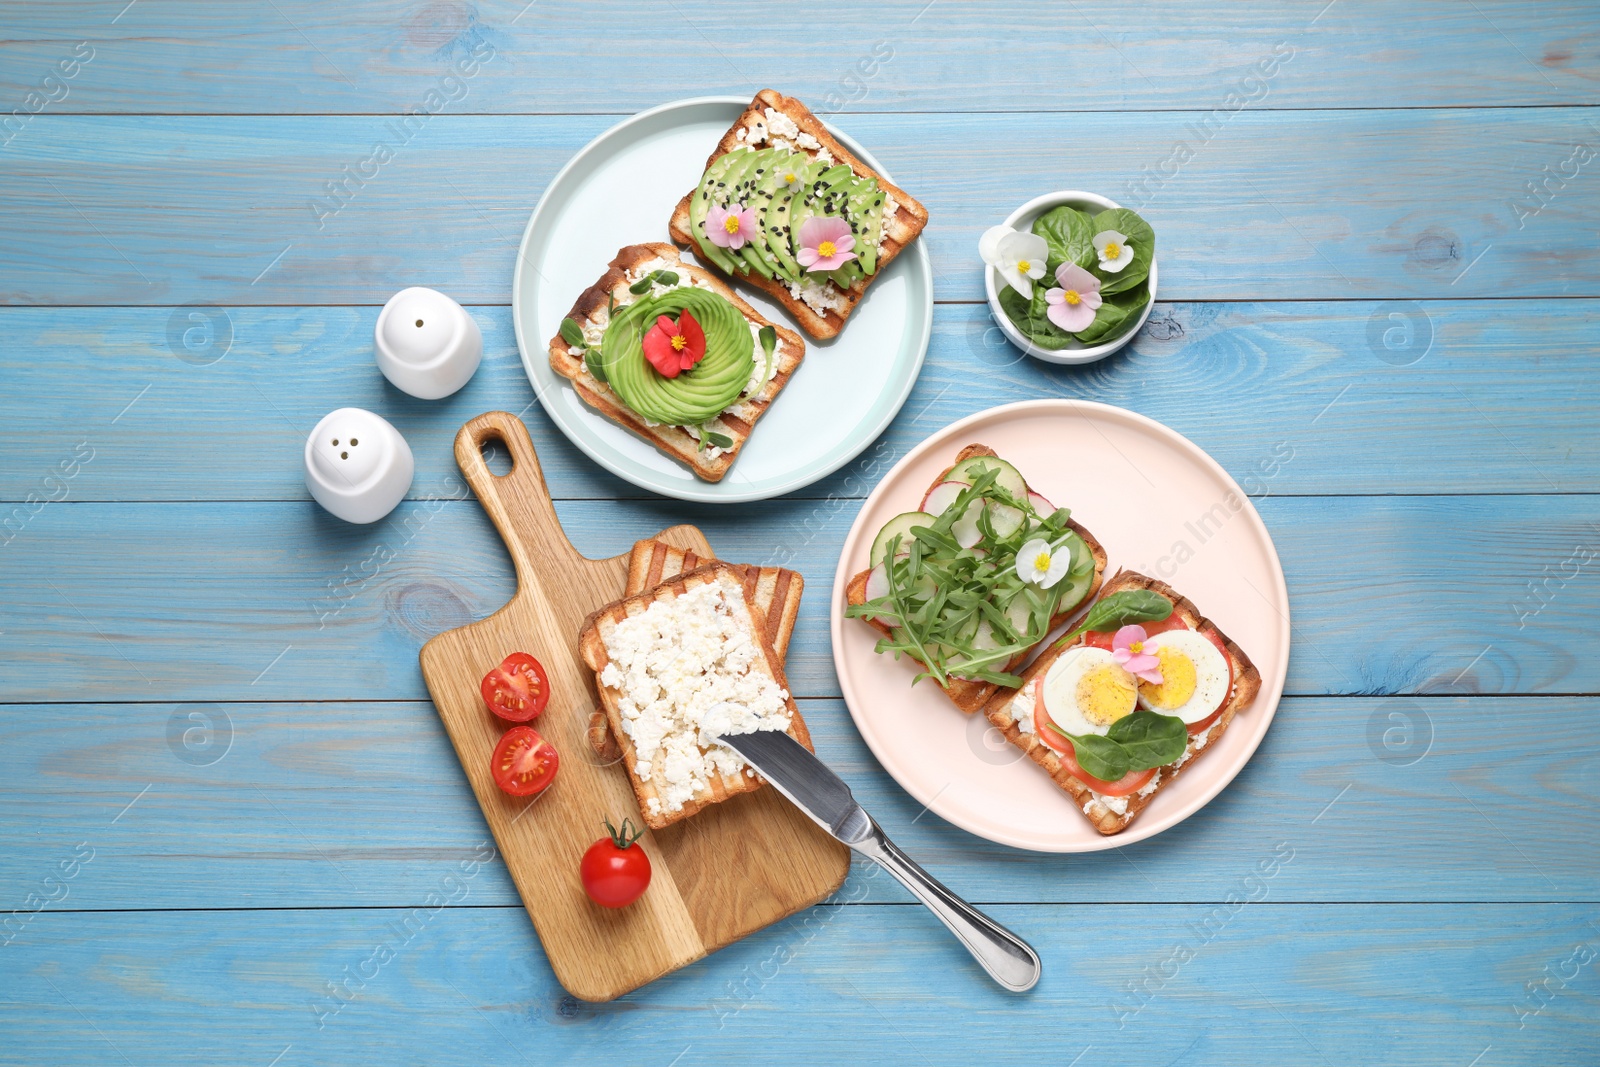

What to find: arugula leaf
left=559, top=317, right=586, bottom=348
left=1089, top=208, right=1155, bottom=295
left=1056, top=589, right=1173, bottom=649
left=1033, top=204, right=1096, bottom=274
left=1106, top=711, right=1189, bottom=769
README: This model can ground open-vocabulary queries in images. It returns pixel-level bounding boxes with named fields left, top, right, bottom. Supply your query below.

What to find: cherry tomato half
left=481, top=652, right=550, bottom=722
left=490, top=726, right=559, bottom=797
left=1031, top=679, right=1157, bottom=796
left=580, top=819, right=652, bottom=908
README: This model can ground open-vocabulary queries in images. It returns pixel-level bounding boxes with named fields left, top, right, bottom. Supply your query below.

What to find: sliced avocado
left=751, top=151, right=809, bottom=283
left=719, top=150, right=767, bottom=276
left=689, top=151, right=747, bottom=276
left=727, top=149, right=776, bottom=280
left=848, top=175, right=885, bottom=275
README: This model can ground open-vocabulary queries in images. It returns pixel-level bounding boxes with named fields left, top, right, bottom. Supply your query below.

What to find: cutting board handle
left=454, top=411, right=580, bottom=580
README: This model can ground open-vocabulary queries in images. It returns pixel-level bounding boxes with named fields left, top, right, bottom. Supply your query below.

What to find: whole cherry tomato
left=580, top=819, right=651, bottom=908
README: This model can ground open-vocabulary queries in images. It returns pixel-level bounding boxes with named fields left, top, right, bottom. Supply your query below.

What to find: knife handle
left=854, top=830, right=1041, bottom=992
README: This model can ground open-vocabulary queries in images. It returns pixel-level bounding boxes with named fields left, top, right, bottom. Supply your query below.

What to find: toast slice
left=578, top=562, right=815, bottom=830
left=547, top=242, right=806, bottom=482
left=667, top=89, right=930, bottom=340
left=981, top=570, right=1262, bottom=835
left=844, top=444, right=1107, bottom=715
left=587, top=538, right=804, bottom=762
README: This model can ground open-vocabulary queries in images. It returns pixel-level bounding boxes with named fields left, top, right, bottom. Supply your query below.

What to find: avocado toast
left=668, top=89, right=929, bottom=340
left=981, top=571, right=1261, bottom=835
left=548, top=243, right=806, bottom=482
left=844, top=444, right=1108, bottom=715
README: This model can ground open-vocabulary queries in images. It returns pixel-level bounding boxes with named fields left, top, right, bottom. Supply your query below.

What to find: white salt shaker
left=304, top=408, right=414, bottom=524
left=374, top=286, right=482, bottom=399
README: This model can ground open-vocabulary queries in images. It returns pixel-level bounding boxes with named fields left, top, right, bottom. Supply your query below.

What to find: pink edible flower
left=1045, top=262, right=1103, bottom=333
left=1112, top=624, right=1163, bottom=685
left=706, top=202, right=758, bottom=250
left=796, top=215, right=858, bottom=272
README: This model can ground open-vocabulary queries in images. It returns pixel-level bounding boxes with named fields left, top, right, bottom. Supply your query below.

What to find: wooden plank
left=2, top=2, right=1595, bottom=113
left=0, top=904, right=1593, bottom=1064
left=0, top=696, right=1593, bottom=911
left=2, top=495, right=1596, bottom=703
left=3, top=299, right=1596, bottom=502
left=4, top=108, right=1599, bottom=305
left=414, top=412, right=846, bottom=1001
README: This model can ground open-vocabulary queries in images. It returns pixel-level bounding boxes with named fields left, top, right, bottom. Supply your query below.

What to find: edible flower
left=1015, top=537, right=1072, bottom=589
left=706, top=202, right=758, bottom=250
left=796, top=216, right=857, bottom=272
left=641, top=309, right=706, bottom=378
left=1093, top=229, right=1135, bottom=273
left=1044, top=263, right=1103, bottom=332
left=1111, top=624, right=1164, bottom=685
left=778, top=165, right=805, bottom=193
left=979, top=225, right=1049, bottom=299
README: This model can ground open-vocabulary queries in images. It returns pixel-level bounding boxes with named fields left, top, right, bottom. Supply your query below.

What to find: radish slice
left=952, top=501, right=983, bottom=548
left=920, top=480, right=969, bottom=516
left=1028, top=491, right=1055, bottom=514
left=988, top=501, right=1026, bottom=538
left=864, top=563, right=893, bottom=625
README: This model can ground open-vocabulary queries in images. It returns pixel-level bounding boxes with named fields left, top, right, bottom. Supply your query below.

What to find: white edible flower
left=1093, top=229, right=1135, bottom=273
left=1015, top=538, right=1071, bottom=588
left=979, top=226, right=1049, bottom=299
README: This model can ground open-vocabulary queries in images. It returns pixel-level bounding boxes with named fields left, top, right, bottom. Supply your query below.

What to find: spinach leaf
left=1106, top=711, right=1189, bottom=769
left=1049, top=729, right=1131, bottom=781
left=1033, top=205, right=1096, bottom=274
left=999, top=282, right=1073, bottom=350
left=1090, top=208, right=1155, bottom=295
left=1074, top=282, right=1149, bottom=346
left=1057, top=589, right=1173, bottom=648
left=559, top=317, right=586, bottom=348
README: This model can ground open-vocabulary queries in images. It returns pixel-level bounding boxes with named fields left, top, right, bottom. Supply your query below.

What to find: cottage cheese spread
left=598, top=580, right=791, bottom=817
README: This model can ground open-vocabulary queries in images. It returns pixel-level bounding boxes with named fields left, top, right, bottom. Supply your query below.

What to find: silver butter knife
left=717, top=730, right=1041, bottom=992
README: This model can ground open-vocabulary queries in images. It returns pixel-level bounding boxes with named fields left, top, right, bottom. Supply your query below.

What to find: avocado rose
left=600, top=287, right=755, bottom=426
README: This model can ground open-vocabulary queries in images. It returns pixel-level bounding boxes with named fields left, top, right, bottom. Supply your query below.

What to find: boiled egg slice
left=1042, top=646, right=1138, bottom=737
left=1135, top=629, right=1231, bottom=724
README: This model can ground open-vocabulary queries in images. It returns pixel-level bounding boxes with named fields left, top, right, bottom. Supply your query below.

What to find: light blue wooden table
left=3, top=3, right=1597, bottom=1063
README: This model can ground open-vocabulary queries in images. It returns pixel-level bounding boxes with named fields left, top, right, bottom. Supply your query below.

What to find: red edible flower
left=641, top=309, right=706, bottom=378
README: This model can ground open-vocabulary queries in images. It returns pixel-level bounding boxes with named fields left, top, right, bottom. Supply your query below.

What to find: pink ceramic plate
left=831, top=400, right=1290, bottom=852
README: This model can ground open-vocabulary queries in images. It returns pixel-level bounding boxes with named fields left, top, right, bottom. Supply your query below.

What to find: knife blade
left=717, top=729, right=1041, bottom=993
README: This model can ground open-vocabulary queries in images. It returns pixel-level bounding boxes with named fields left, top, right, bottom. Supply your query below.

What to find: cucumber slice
left=947, top=456, right=1028, bottom=501
left=870, top=511, right=936, bottom=568
left=1051, top=563, right=1096, bottom=618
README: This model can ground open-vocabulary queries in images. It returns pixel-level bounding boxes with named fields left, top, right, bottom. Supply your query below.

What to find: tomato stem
left=604, top=817, right=644, bottom=849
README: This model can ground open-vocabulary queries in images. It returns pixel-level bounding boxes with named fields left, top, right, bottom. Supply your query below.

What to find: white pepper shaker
left=374, top=286, right=482, bottom=399
left=303, top=408, right=414, bottom=524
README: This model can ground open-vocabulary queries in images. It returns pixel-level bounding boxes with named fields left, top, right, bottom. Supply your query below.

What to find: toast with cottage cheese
left=578, top=562, right=814, bottom=830
left=586, top=538, right=804, bottom=762
left=547, top=242, right=806, bottom=482
left=982, top=570, right=1261, bottom=835
left=667, top=89, right=929, bottom=340
left=844, top=444, right=1107, bottom=715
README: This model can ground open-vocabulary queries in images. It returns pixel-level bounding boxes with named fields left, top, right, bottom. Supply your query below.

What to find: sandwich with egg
left=982, top=570, right=1260, bottom=835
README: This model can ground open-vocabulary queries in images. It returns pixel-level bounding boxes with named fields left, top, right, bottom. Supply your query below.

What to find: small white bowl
left=982, top=190, right=1158, bottom=366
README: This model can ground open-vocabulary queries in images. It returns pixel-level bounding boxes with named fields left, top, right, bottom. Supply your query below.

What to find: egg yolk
left=1076, top=665, right=1137, bottom=726
left=1140, top=647, right=1197, bottom=709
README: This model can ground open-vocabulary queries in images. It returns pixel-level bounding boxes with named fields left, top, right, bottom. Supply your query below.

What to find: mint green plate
left=512, top=97, right=933, bottom=503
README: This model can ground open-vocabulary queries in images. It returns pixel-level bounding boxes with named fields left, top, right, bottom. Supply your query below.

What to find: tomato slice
left=491, top=726, right=559, bottom=796
left=1031, top=678, right=1157, bottom=796
left=1083, top=612, right=1188, bottom=650
left=481, top=653, right=550, bottom=722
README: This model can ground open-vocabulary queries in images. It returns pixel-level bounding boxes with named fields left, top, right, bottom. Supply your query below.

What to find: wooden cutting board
left=419, top=412, right=849, bottom=1002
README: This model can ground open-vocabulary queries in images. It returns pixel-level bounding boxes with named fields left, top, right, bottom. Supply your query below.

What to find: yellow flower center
left=670, top=334, right=688, bottom=352
left=1016, top=258, right=1032, bottom=273
left=784, top=171, right=797, bottom=182
left=722, top=215, right=742, bottom=234
left=1063, top=289, right=1081, bottom=306
left=1103, top=242, right=1122, bottom=259
left=1033, top=550, right=1052, bottom=572
left=817, top=240, right=836, bottom=258
left=1129, top=640, right=1144, bottom=654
